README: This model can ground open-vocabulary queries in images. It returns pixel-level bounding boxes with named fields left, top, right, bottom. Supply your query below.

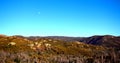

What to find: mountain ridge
left=1, top=34, right=120, bottom=48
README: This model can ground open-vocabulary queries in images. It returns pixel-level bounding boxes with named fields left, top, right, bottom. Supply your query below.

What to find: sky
left=0, top=0, right=120, bottom=37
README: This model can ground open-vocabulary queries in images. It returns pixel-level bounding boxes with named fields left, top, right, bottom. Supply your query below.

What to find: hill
left=0, top=35, right=120, bottom=63
left=78, top=35, right=120, bottom=48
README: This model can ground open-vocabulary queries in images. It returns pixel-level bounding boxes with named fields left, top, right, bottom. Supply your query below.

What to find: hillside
left=0, top=35, right=120, bottom=63
left=31, top=35, right=120, bottom=48
left=78, top=35, right=120, bottom=48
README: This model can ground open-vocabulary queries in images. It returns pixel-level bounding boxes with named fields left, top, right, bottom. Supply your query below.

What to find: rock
left=8, top=42, right=16, bottom=45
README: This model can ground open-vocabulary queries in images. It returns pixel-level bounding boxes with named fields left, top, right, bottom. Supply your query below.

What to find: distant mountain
left=25, top=35, right=120, bottom=48
left=25, top=36, right=85, bottom=42
left=79, top=35, right=120, bottom=48
left=1, top=34, right=120, bottom=47
left=44, top=35, right=120, bottom=48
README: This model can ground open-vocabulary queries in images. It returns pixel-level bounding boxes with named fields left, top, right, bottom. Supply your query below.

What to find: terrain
left=0, top=34, right=120, bottom=63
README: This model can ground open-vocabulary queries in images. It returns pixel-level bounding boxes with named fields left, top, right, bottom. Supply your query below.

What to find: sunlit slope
left=0, top=35, right=105, bottom=56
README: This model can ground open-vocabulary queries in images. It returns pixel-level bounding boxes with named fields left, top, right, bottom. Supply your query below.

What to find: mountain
left=78, top=35, right=120, bottom=48
left=11, top=35, right=120, bottom=48
left=30, top=35, right=120, bottom=48
left=0, top=34, right=120, bottom=63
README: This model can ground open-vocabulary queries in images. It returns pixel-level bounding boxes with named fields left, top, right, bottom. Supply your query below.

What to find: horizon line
left=0, top=34, right=119, bottom=37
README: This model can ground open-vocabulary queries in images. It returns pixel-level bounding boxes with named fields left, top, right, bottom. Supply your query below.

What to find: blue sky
left=0, top=0, right=120, bottom=37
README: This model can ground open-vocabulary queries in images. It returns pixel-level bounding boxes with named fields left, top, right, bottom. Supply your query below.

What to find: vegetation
left=0, top=35, right=120, bottom=63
